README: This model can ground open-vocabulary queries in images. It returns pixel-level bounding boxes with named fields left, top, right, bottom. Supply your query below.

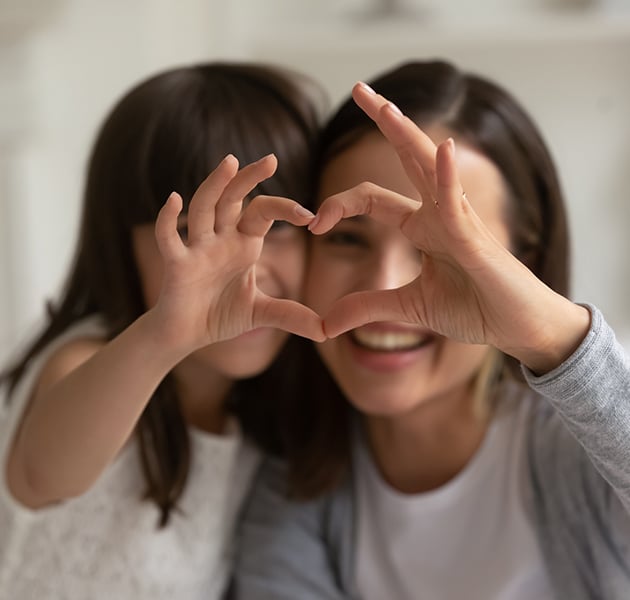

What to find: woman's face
left=132, top=220, right=306, bottom=379
left=307, top=130, right=511, bottom=418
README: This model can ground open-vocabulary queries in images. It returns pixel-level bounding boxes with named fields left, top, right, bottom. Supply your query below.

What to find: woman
left=233, top=60, right=630, bottom=599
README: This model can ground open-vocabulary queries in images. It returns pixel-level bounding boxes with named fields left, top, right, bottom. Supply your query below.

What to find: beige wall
left=1, top=0, right=630, bottom=365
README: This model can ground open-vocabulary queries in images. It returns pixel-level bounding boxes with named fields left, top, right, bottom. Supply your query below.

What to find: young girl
left=233, top=61, right=630, bottom=599
left=0, top=62, right=325, bottom=599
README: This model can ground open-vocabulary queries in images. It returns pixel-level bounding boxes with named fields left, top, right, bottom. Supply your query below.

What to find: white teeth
left=352, top=329, right=427, bottom=351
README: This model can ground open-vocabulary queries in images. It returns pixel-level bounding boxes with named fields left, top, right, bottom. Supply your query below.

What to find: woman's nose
left=367, top=247, right=421, bottom=291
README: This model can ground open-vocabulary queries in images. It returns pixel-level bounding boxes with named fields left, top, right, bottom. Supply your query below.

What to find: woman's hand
left=152, top=154, right=325, bottom=353
left=310, top=83, right=589, bottom=373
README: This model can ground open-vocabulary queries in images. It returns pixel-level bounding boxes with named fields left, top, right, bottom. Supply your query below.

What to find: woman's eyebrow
left=337, top=215, right=366, bottom=223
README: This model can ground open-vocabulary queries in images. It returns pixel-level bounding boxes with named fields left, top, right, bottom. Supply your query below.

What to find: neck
left=363, top=384, right=491, bottom=494
left=172, top=359, right=234, bottom=435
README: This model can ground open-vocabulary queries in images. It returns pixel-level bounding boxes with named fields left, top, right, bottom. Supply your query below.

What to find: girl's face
left=307, top=130, right=511, bottom=418
left=132, top=220, right=306, bottom=379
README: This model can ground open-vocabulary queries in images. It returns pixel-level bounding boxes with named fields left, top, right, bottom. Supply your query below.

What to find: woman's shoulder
left=247, top=453, right=354, bottom=525
left=234, top=454, right=356, bottom=597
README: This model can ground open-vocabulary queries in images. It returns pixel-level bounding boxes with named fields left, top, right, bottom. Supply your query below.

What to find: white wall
left=247, top=14, right=630, bottom=346
left=0, top=0, right=242, bottom=363
left=2, top=0, right=630, bottom=366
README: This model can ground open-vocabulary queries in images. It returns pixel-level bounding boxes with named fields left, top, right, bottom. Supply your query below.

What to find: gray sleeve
left=230, top=457, right=351, bottom=600
left=523, top=304, right=630, bottom=509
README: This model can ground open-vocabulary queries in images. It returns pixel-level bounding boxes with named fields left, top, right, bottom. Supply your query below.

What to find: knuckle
left=357, top=181, right=377, bottom=195
left=360, top=182, right=380, bottom=213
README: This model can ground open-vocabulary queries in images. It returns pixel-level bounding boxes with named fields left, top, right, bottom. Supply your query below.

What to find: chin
left=222, top=357, right=276, bottom=379
left=203, top=329, right=288, bottom=377
left=350, top=394, right=424, bottom=419
left=189, top=345, right=282, bottom=382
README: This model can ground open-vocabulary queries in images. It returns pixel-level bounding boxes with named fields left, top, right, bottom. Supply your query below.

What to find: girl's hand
left=152, top=154, right=325, bottom=354
left=310, top=84, right=589, bottom=373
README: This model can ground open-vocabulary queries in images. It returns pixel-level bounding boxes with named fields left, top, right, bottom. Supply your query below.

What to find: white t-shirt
left=355, top=387, right=555, bottom=600
left=0, top=318, right=260, bottom=599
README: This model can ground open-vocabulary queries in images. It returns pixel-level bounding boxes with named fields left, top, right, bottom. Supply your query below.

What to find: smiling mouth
left=350, top=328, right=432, bottom=352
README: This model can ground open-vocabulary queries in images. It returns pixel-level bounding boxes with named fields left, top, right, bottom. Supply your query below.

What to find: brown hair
left=1, top=62, right=324, bottom=525
left=283, top=59, right=571, bottom=498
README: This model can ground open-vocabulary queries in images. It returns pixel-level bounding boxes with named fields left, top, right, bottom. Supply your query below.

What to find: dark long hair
left=0, top=62, right=324, bottom=525
left=282, top=59, right=571, bottom=499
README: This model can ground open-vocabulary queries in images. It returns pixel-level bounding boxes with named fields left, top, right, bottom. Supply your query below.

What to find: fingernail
left=387, top=102, right=403, bottom=117
left=447, top=137, right=456, bottom=156
left=308, top=214, right=320, bottom=230
left=295, top=205, right=315, bottom=218
left=358, top=81, right=376, bottom=95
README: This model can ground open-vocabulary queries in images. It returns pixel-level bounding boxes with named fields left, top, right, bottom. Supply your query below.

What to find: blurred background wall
left=1, top=0, right=629, bottom=366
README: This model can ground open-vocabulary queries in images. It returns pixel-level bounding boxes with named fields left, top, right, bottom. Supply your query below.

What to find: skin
left=307, top=83, right=590, bottom=493
left=7, top=154, right=324, bottom=508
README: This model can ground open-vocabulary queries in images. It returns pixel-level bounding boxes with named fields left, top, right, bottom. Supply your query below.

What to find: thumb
left=323, top=288, right=412, bottom=338
left=253, top=295, right=326, bottom=342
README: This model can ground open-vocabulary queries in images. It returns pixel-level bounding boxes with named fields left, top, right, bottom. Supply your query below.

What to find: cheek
left=260, top=232, right=307, bottom=299
left=304, top=249, right=349, bottom=312
left=283, top=252, right=306, bottom=298
left=442, top=342, right=492, bottom=384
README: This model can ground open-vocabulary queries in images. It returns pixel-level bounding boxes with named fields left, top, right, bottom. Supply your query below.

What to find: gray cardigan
left=232, top=306, right=630, bottom=599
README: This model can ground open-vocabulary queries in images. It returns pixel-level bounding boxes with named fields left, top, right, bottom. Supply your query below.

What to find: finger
left=434, top=138, right=482, bottom=242
left=214, top=154, right=278, bottom=233
left=352, top=82, right=438, bottom=176
left=308, top=183, right=418, bottom=235
left=252, top=296, right=326, bottom=342
left=155, top=192, right=186, bottom=261
left=350, top=82, right=394, bottom=123
left=237, top=195, right=315, bottom=237
left=187, top=154, right=239, bottom=242
left=323, top=286, right=418, bottom=338
left=436, top=138, right=467, bottom=216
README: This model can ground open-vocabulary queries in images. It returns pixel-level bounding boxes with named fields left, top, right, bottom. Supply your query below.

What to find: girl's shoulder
left=35, top=331, right=105, bottom=399
left=14, top=316, right=107, bottom=407
left=2, top=316, right=107, bottom=424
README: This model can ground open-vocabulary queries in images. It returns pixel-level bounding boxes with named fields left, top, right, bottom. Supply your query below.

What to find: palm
left=159, top=227, right=261, bottom=345
left=397, top=256, right=487, bottom=344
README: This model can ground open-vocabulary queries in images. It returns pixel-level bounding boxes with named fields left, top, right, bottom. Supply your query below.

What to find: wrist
left=133, top=310, right=195, bottom=368
left=510, top=301, right=591, bottom=376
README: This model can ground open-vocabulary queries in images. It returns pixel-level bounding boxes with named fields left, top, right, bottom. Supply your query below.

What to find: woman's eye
left=267, top=221, right=300, bottom=238
left=265, top=221, right=302, bottom=243
left=269, top=220, right=291, bottom=231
